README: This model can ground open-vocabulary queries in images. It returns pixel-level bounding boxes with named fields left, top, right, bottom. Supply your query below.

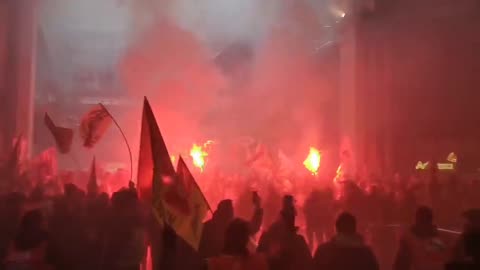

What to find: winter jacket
left=313, top=233, right=379, bottom=270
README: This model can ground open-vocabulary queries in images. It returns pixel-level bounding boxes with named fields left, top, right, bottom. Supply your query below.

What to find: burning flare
left=334, top=164, right=343, bottom=183
left=304, top=147, right=321, bottom=175
left=190, top=144, right=208, bottom=172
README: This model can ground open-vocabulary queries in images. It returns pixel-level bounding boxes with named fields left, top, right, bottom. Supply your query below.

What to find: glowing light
left=334, top=164, right=343, bottom=183
left=170, top=155, right=176, bottom=165
left=303, top=147, right=321, bottom=175
left=330, top=7, right=346, bottom=19
left=190, top=144, right=208, bottom=172
left=447, top=152, right=457, bottom=163
left=437, top=163, right=454, bottom=170
left=415, top=161, right=429, bottom=170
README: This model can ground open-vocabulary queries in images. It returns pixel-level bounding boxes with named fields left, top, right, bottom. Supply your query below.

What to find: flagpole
left=99, top=103, right=134, bottom=182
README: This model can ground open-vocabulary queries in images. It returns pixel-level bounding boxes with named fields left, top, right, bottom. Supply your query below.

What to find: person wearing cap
left=394, top=206, right=450, bottom=270
left=313, top=211, right=379, bottom=270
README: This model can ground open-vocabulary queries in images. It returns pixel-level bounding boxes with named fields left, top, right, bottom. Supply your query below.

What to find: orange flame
left=170, top=155, right=176, bottom=165
left=334, top=164, right=343, bottom=183
left=190, top=144, right=208, bottom=172
left=304, top=147, right=321, bottom=175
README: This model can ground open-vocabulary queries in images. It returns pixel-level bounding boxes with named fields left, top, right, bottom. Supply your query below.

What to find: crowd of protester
left=1, top=168, right=480, bottom=270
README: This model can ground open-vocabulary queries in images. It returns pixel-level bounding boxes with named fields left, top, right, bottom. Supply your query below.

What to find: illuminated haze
left=120, top=0, right=338, bottom=169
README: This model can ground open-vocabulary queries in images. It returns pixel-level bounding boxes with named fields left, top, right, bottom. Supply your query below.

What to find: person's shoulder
left=445, top=261, right=480, bottom=270
left=314, top=241, right=336, bottom=255
left=249, top=253, right=269, bottom=270
left=250, top=253, right=268, bottom=262
left=294, top=233, right=308, bottom=242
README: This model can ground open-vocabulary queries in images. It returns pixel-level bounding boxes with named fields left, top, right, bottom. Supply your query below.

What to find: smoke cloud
left=120, top=0, right=338, bottom=168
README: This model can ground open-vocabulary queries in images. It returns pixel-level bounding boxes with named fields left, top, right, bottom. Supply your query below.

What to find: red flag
left=87, top=157, right=98, bottom=196
left=44, top=113, right=74, bottom=154
left=80, top=104, right=112, bottom=148
left=137, top=97, right=175, bottom=203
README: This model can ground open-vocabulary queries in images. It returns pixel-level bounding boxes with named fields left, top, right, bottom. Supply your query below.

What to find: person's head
left=281, top=195, right=296, bottom=229
left=335, top=212, right=357, bottom=235
left=214, top=199, right=234, bottom=222
left=223, top=218, right=250, bottom=256
left=463, top=209, right=480, bottom=232
left=128, top=181, right=136, bottom=190
left=464, top=231, right=480, bottom=263
left=415, top=206, right=434, bottom=226
left=112, top=189, right=137, bottom=211
left=15, top=209, right=47, bottom=251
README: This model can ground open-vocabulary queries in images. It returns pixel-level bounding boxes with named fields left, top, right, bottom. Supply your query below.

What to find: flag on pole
left=87, top=157, right=98, bottom=196
left=137, top=97, right=210, bottom=249
left=165, top=156, right=209, bottom=250
left=137, top=97, right=176, bottom=204
left=44, top=113, right=74, bottom=154
left=80, top=104, right=112, bottom=148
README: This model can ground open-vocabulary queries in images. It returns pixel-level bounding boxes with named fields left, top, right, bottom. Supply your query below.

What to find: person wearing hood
left=394, top=206, right=450, bottom=270
left=199, top=195, right=263, bottom=259
left=313, top=211, right=379, bottom=270
left=257, top=195, right=312, bottom=270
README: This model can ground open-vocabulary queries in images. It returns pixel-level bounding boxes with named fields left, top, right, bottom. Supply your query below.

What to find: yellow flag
left=162, top=156, right=210, bottom=250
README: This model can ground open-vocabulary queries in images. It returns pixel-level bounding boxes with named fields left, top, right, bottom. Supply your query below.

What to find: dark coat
left=257, top=220, right=312, bottom=270
left=313, top=234, right=379, bottom=270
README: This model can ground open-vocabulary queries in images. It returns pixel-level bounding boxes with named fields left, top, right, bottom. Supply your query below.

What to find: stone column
left=1, top=0, right=38, bottom=157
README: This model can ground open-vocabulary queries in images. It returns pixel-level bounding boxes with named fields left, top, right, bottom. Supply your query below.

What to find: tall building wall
left=0, top=0, right=37, bottom=156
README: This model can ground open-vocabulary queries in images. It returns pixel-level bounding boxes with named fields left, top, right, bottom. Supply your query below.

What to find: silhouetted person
left=199, top=197, right=263, bottom=259
left=0, top=193, right=26, bottom=263
left=394, top=206, right=449, bottom=270
left=304, top=189, right=334, bottom=250
left=445, top=231, right=480, bottom=270
left=103, top=189, right=146, bottom=270
left=257, top=195, right=311, bottom=270
left=4, top=209, right=50, bottom=270
left=450, top=209, right=480, bottom=267
left=206, top=219, right=268, bottom=270
left=313, top=212, right=379, bottom=270
left=47, top=184, right=88, bottom=270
